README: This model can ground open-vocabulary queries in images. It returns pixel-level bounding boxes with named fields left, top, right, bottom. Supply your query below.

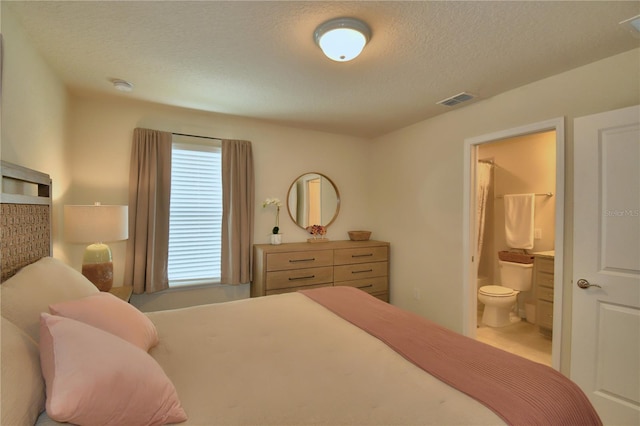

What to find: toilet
left=478, top=260, right=533, bottom=327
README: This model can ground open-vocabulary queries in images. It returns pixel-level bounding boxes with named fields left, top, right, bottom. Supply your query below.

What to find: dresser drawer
left=266, top=250, right=333, bottom=271
left=335, top=276, right=388, bottom=294
left=266, top=283, right=331, bottom=296
left=536, top=271, right=554, bottom=288
left=266, top=266, right=333, bottom=290
left=334, top=262, right=387, bottom=282
left=538, top=287, right=554, bottom=302
left=334, top=246, right=388, bottom=265
left=537, top=300, right=554, bottom=329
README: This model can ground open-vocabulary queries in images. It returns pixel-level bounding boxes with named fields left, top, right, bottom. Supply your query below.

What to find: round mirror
left=287, top=172, right=340, bottom=229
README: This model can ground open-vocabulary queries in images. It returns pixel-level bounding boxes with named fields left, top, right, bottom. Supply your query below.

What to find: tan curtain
left=221, top=139, right=254, bottom=284
left=124, top=128, right=172, bottom=294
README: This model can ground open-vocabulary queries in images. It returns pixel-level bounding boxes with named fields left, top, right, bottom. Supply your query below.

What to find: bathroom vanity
left=251, top=240, right=390, bottom=301
left=534, top=251, right=555, bottom=337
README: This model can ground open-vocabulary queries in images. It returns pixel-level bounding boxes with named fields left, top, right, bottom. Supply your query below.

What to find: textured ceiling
left=5, top=1, right=640, bottom=138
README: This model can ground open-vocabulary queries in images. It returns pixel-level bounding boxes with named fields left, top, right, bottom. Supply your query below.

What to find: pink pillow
left=50, top=292, right=158, bottom=351
left=39, top=313, right=187, bottom=425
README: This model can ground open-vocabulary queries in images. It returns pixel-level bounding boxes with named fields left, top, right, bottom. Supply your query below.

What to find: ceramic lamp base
left=82, top=243, right=114, bottom=291
left=82, top=262, right=114, bottom=291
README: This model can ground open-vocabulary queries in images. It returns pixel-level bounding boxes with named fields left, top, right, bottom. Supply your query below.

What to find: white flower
left=262, top=198, right=282, bottom=208
left=263, top=197, right=282, bottom=233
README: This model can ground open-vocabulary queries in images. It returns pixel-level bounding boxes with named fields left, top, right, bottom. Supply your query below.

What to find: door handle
left=577, top=279, right=601, bottom=289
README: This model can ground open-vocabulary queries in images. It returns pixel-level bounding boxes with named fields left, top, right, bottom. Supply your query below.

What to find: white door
left=572, top=105, right=640, bottom=425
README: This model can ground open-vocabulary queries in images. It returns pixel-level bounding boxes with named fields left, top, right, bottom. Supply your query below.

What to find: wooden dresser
left=252, top=240, right=390, bottom=301
left=534, top=253, right=555, bottom=336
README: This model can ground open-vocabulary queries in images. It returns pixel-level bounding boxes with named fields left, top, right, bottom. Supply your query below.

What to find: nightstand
left=109, top=285, right=133, bottom=302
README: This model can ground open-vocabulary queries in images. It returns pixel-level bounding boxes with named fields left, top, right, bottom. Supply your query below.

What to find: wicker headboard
left=0, top=161, right=52, bottom=282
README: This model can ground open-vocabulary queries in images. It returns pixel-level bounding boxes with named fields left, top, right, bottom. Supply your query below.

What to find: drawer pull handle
left=357, top=284, right=373, bottom=289
left=289, top=275, right=315, bottom=281
left=352, top=253, right=373, bottom=258
left=289, top=258, right=315, bottom=263
left=352, top=269, right=373, bottom=274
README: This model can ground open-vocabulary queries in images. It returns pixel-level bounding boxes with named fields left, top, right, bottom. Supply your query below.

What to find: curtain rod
left=172, top=132, right=222, bottom=141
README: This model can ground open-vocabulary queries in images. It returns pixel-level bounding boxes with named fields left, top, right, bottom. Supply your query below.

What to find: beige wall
left=370, top=48, right=639, bottom=373
left=1, top=6, right=71, bottom=258
left=64, top=93, right=372, bottom=310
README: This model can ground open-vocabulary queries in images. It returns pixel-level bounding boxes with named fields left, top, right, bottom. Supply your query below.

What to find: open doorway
left=462, top=118, right=565, bottom=370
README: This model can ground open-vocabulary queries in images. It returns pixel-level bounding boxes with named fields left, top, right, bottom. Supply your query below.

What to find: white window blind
left=168, top=140, right=222, bottom=287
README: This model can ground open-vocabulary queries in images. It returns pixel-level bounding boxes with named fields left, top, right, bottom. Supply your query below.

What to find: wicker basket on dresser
left=252, top=240, right=390, bottom=301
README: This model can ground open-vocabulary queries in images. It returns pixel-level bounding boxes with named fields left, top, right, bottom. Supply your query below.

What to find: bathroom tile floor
left=476, top=310, right=552, bottom=366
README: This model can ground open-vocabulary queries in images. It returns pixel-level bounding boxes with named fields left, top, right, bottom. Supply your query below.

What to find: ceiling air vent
left=437, top=92, right=475, bottom=107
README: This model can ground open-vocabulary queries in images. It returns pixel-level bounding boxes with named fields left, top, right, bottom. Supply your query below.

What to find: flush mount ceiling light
left=314, top=17, right=371, bottom=62
left=112, top=79, right=134, bottom=92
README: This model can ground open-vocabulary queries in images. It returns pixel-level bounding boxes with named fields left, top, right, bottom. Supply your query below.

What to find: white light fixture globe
left=314, top=18, right=371, bottom=62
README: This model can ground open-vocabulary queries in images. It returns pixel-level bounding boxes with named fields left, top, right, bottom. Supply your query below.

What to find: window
left=167, top=138, right=222, bottom=287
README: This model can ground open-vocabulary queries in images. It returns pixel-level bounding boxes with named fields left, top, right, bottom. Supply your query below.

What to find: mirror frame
left=286, top=172, right=341, bottom=230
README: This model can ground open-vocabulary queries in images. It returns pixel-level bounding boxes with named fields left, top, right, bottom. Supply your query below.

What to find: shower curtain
left=476, top=162, right=493, bottom=266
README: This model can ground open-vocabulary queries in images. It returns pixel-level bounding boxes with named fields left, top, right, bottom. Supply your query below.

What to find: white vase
left=270, top=234, right=282, bottom=245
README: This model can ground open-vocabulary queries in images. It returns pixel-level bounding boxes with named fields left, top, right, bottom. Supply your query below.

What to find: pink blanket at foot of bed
left=301, top=286, right=601, bottom=426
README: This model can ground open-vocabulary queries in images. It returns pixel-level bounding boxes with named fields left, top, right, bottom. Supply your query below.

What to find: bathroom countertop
left=533, top=250, right=555, bottom=258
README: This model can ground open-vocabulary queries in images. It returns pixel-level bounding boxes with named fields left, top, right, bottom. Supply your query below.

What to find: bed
left=1, top=161, right=601, bottom=426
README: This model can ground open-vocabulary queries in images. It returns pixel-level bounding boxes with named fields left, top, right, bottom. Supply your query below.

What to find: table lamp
left=64, top=202, right=128, bottom=291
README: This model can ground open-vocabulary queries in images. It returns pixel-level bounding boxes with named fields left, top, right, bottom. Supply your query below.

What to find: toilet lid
left=479, top=285, right=515, bottom=297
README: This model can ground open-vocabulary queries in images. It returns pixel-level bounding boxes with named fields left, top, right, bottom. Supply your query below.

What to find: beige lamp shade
left=64, top=203, right=128, bottom=292
left=64, top=204, right=128, bottom=243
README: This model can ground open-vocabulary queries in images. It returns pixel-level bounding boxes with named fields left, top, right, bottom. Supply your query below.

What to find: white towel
left=504, top=194, right=535, bottom=249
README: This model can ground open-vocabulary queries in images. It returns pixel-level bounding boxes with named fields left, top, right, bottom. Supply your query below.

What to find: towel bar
left=496, top=192, right=553, bottom=198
